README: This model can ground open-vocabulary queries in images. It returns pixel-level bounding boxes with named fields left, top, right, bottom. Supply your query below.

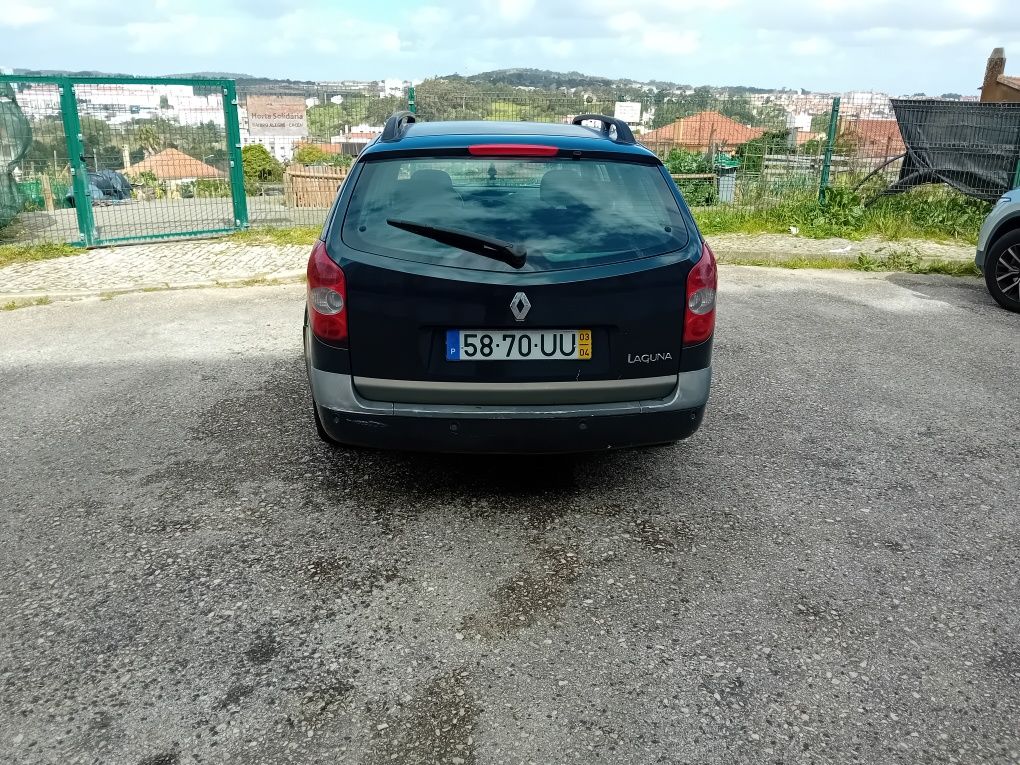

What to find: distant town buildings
left=6, top=75, right=971, bottom=169
left=12, top=82, right=226, bottom=126
left=314, top=79, right=420, bottom=98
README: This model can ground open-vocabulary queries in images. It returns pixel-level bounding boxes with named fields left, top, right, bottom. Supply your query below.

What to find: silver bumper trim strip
left=310, top=367, right=711, bottom=419
left=352, top=375, right=677, bottom=405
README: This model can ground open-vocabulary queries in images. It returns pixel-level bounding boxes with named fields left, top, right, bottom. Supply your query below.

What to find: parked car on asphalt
left=303, top=112, right=716, bottom=453
left=976, top=189, right=1020, bottom=312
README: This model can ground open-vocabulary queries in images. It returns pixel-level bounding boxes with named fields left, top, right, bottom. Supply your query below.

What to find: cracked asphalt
left=1, top=266, right=1018, bottom=765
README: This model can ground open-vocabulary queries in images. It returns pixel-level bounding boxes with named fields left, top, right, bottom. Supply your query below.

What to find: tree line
left=303, top=79, right=795, bottom=140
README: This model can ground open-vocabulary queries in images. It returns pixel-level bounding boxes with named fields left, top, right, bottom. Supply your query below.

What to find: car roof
left=360, top=120, right=658, bottom=160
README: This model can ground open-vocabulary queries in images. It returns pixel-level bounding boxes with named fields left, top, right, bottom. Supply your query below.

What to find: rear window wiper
left=386, top=218, right=527, bottom=269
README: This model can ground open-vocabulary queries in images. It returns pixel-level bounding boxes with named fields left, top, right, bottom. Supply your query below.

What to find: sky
left=3, top=0, right=1020, bottom=94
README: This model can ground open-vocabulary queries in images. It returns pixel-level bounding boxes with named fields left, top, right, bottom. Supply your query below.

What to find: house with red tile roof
left=125, top=148, right=223, bottom=181
left=839, top=118, right=905, bottom=158
left=641, top=111, right=765, bottom=151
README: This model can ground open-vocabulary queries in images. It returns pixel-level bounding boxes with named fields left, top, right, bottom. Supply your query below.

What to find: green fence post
left=408, top=86, right=416, bottom=114
left=223, top=81, right=248, bottom=230
left=818, top=96, right=841, bottom=206
left=59, top=79, right=96, bottom=247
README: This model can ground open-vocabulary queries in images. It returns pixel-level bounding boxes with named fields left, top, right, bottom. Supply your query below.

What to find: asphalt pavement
left=1, top=267, right=1017, bottom=765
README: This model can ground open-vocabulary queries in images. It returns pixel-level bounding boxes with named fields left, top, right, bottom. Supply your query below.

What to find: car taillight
left=468, top=144, right=559, bottom=156
left=683, top=240, right=717, bottom=345
left=307, top=240, right=348, bottom=345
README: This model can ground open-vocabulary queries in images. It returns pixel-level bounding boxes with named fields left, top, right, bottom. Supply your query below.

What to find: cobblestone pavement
left=0, top=240, right=308, bottom=298
left=0, top=233, right=975, bottom=300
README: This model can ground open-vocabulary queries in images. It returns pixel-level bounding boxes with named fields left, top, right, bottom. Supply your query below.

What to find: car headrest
left=408, top=169, right=454, bottom=192
left=540, top=169, right=590, bottom=208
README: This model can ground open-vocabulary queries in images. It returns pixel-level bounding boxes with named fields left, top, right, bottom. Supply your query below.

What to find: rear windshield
left=338, top=156, right=689, bottom=272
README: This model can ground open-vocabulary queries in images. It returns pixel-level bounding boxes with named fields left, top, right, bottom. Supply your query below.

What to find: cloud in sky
left=2, top=0, right=1020, bottom=93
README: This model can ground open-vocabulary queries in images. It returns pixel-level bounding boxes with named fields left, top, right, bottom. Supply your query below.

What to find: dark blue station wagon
left=303, top=113, right=716, bottom=453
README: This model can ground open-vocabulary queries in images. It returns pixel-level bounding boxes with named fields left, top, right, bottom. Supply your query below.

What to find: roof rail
left=380, top=111, right=417, bottom=142
left=571, top=114, right=636, bottom=145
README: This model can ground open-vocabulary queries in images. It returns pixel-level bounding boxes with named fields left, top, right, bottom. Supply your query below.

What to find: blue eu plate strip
left=445, top=330, right=460, bottom=361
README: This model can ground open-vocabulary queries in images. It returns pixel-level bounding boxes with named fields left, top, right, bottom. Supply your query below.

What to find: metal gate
left=0, top=75, right=247, bottom=247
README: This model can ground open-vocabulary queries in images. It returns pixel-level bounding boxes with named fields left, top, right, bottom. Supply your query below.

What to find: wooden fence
left=283, top=165, right=349, bottom=208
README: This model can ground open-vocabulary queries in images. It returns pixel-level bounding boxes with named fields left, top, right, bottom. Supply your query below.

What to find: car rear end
left=304, top=118, right=716, bottom=453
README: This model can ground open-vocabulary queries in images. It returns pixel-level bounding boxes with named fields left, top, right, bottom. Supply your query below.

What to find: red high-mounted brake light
left=468, top=144, right=559, bottom=157
left=683, top=240, right=718, bottom=345
left=306, top=240, right=348, bottom=346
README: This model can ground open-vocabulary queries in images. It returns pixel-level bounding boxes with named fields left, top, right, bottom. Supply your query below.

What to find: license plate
left=446, top=329, right=592, bottom=361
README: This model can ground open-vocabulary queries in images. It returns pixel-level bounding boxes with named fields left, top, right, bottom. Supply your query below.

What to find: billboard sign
left=246, top=96, right=308, bottom=137
left=614, top=101, right=643, bottom=124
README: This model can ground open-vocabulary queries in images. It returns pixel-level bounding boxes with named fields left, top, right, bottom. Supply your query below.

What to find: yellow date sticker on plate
left=578, top=329, right=592, bottom=360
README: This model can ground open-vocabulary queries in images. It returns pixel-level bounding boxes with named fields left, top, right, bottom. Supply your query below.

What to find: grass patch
left=227, top=226, right=319, bottom=247
left=2, top=296, right=52, bottom=311
left=0, top=242, right=79, bottom=269
left=721, top=245, right=980, bottom=276
left=694, top=185, right=991, bottom=245
left=215, top=276, right=289, bottom=288
left=718, top=254, right=859, bottom=270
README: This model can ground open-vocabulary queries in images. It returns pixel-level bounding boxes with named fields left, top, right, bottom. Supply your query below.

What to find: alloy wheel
left=995, top=245, right=1020, bottom=301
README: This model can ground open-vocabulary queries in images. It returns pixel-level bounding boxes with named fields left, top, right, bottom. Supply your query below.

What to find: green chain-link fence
left=0, top=75, right=246, bottom=246
left=402, top=85, right=847, bottom=210
left=3, top=76, right=1011, bottom=247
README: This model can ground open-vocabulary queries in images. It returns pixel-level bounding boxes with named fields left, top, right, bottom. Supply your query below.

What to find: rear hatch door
left=332, top=151, right=699, bottom=404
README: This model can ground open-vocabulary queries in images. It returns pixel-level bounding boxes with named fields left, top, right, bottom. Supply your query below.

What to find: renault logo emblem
left=510, top=292, right=531, bottom=322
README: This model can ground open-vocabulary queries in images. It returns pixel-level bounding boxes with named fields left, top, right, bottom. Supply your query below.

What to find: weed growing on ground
left=0, top=243, right=78, bottom=268
left=2, top=296, right=52, bottom=311
left=228, top=227, right=319, bottom=246
left=719, top=251, right=978, bottom=276
left=694, top=184, right=991, bottom=244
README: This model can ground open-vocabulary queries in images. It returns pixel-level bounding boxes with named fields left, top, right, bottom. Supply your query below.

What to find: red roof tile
left=642, top=111, right=765, bottom=149
left=839, top=118, right=905, bottom=157
left=126, top=148, right=223, bottom=181
left=795, top=131, right=825, bottom=145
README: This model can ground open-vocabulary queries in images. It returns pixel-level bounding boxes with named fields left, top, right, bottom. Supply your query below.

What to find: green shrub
left=293, top=144, right=331, bottom=165
left=735, top=130, right=792, bottom=176
left=870, top=185, right=991, bottom=240
left=194, top=179, right=231, bottom=198
left=813, top=185, right=865, bottom=231
left=677, top=179, right=717, bottom=206
left=693, top=183, right=990, bottom=244
left=293, top=144, right=353, bottom=168
left=665, top=148, right=717, bottom=206
left=242, top=145, right=283, bottom=184
left=130, top=170, right=166, bottom=200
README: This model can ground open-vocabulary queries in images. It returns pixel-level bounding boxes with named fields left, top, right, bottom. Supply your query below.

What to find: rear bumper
left=317, top=405, right=705, bottom=453
left=308, top=367, right=711, bottom=453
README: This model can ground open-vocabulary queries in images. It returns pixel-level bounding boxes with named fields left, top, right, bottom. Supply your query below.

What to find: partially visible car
left=66, top=170, right=132, bottom=207
left=976, top=189, right=1020, bottom=312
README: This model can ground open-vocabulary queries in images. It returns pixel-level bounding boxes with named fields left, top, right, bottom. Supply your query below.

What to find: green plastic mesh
left=0, top=82, right=31, bottom=228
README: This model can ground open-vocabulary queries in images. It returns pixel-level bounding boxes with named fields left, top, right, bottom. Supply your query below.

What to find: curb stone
left=0, top=271, right=306, bottom=304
